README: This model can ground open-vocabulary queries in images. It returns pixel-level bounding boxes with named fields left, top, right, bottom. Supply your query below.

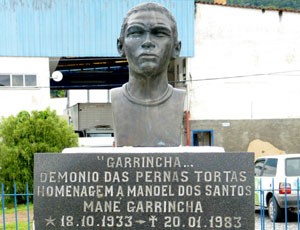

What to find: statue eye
left=127, top=27, right=144, bottom=37
left=152, top=28, right=171, bottom=37
left=154, top=31, right=167, bottom=37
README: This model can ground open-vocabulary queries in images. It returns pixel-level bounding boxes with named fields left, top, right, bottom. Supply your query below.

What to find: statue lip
left=139, top=53, right=157, bottom=58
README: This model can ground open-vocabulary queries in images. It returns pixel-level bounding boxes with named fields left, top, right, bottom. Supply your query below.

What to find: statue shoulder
left=172, top=87, right=186, bottom=100
left=110, top=86, right=124, bottom=102
left=173, top=87, right=186, bottom=94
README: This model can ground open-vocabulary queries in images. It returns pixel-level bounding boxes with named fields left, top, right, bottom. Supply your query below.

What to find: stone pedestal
left=34, top=147, right=254, bottom=229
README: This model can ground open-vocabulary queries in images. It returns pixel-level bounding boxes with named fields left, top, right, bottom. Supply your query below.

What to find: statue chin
left=137, top=63, right=163, bottom=77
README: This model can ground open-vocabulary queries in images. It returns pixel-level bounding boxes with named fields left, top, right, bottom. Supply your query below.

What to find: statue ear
left=172, top=41, right=181, bottom=59
left=117, top=39, right=125, bottom=57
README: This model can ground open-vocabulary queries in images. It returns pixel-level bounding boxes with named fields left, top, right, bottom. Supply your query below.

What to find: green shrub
left=0, top=108, right=78, bottom=202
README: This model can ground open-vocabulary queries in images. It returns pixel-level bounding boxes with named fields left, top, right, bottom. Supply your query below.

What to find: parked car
left=255, top=154, right=300, bottom=222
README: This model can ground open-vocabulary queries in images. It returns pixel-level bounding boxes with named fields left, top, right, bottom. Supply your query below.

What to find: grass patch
left=0, top=203, right=34, bottom=230
left=0, top=203, right=33, bottom=214
left=0, top=222, right=34, bottom=230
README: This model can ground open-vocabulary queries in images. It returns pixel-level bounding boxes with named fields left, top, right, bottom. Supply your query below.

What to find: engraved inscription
left=34, top=152, right=254, bottom=229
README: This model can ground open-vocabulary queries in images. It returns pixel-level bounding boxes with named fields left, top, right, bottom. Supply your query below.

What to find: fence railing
left=255, top=177, right=300, bottom=230
left=1, top=182, right=300, bottom=229
left=0, top=183, right=33, bottom=230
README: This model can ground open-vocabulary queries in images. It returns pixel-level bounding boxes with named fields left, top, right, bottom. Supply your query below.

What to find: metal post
left=1, top=183, right=6, bottom=229
left=14, top=183, right=18, bottom=230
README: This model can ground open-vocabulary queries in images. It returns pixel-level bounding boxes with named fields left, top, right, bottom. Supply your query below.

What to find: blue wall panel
left=0, top=0, right=194, bottom=57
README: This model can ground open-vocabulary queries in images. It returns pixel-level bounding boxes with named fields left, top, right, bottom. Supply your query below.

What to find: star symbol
left=45, top=216, right=56, bottom=226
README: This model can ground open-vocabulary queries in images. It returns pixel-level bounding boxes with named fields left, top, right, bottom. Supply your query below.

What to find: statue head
left=118, top=2, right=179, bottom=44
left=117, top=2, right=181, bottom=75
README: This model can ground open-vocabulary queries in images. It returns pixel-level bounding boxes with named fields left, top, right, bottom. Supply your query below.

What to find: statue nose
left=141, top=33, right=155, bottom=48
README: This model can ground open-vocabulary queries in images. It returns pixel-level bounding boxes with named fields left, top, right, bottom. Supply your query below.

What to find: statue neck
left=127, top=71, right=169, bottom=102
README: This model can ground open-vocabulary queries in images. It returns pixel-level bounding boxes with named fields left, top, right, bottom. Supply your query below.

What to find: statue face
left=120, top=10, right=178, bottom=77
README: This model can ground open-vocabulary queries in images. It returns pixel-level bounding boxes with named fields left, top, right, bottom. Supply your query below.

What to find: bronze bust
left=111, top=2, right=185, bottom=147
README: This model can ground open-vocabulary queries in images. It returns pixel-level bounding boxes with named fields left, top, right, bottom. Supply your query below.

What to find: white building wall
left=0, top=57, right=113, bottom=119
left=188, top=4, right=300, bottom=120
left=68, top=90, right=110, bottom=107
left=0, top=57, right=50, bottom=118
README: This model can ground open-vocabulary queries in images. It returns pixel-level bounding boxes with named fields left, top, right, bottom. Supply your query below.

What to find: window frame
left=191, top=129, right=214, bottom=146
left=0, top=73, right=37, bottom=87
left=0, top=74, right=10, bottom=86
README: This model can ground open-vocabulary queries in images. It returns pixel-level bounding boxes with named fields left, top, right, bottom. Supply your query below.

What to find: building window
left=0, top=74, right=37, bottom=87
left=0, top=75, right=10, bottom=86
left=25, top=75, right=37, bottom=86
left=12, top=75, right=23, bottom=86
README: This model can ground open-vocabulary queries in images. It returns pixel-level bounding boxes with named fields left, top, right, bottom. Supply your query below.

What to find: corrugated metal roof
left=0, top=0, right=194, bottom=57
